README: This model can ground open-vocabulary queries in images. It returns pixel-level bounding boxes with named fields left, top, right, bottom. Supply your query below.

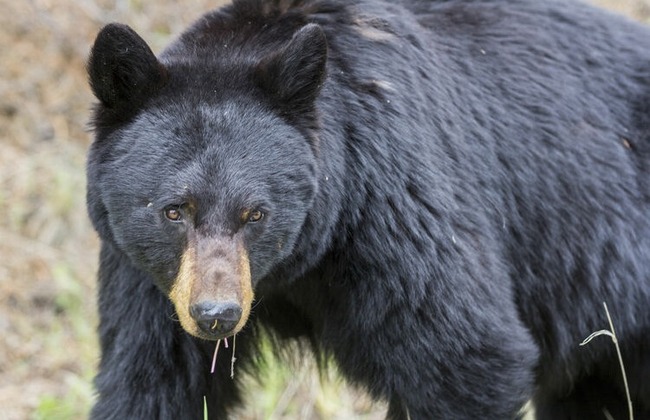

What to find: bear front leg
left=326, top=255, right=539, bottom=419
left=91, top=244, right=245, bottom=419
left=381, top=307, right=538, bottom=419
left=392, top=305, right=538, bottom=419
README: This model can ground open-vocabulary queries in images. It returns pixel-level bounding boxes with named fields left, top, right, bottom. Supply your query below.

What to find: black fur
left=86, top=0, right=650, bottom=418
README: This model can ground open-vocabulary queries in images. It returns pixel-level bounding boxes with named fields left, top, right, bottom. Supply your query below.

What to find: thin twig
left=210, top=339, right=221, bottom=374
left=230, top=335, right=237, bottom=379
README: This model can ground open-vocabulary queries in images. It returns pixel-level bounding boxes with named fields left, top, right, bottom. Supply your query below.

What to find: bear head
left=86, top=22, right=328, bottom=340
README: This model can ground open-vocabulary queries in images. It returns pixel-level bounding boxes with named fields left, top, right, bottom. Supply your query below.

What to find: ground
left=0, top=0, right=648, bottom=419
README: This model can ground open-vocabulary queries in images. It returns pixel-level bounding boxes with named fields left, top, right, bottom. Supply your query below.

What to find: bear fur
left=86, top=0, right=650, bottom=418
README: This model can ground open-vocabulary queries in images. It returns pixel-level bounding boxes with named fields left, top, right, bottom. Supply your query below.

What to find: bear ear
left=88, top=23, right=166, bottom=111
left=255, top=24, right=328, bottom=115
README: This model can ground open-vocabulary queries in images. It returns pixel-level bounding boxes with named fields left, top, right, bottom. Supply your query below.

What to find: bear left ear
left=255, top=24, right=328, bottom=115
left=88, top=23, right=166, bottom=112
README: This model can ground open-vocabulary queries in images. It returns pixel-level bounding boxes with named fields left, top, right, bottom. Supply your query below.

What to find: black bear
left=86, top=0, right=650, bottom=418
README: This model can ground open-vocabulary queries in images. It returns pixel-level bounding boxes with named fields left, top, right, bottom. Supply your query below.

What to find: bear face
left=87, top=23, right=327, bottom=340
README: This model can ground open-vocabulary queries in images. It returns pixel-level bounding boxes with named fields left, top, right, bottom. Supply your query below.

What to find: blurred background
left=0, top=0, right=648, bottom=419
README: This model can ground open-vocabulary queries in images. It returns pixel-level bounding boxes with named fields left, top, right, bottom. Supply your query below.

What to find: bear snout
left=169, top=235, right=254, bottom=340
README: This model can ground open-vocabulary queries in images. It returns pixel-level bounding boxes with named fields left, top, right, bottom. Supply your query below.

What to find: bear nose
left=189, top=301, right=242, bottom=337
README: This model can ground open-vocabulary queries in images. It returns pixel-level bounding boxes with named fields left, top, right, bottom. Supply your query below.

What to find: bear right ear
left=254, top=24, right=328, bottom=117
left=88, top=23, right=166, bottom=111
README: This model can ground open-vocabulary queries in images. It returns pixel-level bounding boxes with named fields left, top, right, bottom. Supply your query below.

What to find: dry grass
left=0, top=0, right=647, bottom=419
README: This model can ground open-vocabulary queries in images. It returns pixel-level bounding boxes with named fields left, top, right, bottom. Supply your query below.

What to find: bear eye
left=164, top=206, right=183, bottom=222
left=244, top=209, right=265, bottom=224
left=248, top=210, right=264, bottom=223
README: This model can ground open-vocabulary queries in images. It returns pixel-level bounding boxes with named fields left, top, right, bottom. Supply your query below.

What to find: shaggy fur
left=86, top=0, right=650, bottom=418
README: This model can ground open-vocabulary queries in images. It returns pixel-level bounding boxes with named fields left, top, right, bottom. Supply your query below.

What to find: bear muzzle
left=169, top=234, right=254, bottom=340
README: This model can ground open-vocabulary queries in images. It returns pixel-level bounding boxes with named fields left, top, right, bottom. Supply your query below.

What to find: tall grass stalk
left=579, top=302, right=633, bottom=420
